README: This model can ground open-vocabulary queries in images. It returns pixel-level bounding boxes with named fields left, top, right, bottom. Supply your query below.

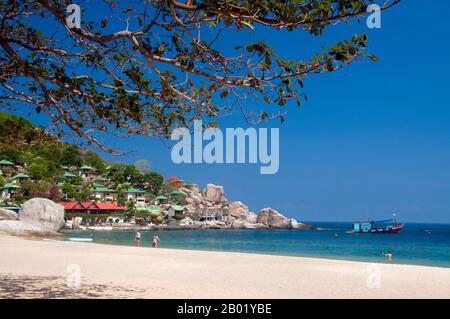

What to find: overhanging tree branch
left=0, top=0, right=400, bottom=154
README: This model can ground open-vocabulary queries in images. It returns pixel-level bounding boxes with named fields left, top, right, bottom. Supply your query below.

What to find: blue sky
left=11, top=1, right=450, bottom=223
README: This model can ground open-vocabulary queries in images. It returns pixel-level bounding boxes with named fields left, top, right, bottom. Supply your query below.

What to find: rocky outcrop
left=203, top=184, right=225, bottom=203
left=0, top=198, right=64, bottom=236
left=179, top=216, right=194, bottom=226
left=289, top=218, right=301, bottom=229
left=179, top=183, right=312, bottom=230
left=184, top=204, right=196, bottom=215
left=0, top=208, right=17, bottom=221
left=247, top=212, right=257, bottom=223
left=182, top=183, right=228, bottom=220
left=230, top=220, right=247, bottom=229
left=229, top=201, right=249, bottom=220
left=256, top=208, right=290, bottom=229
left=288, top=218, right=315, bottom=230
left=231, top=219, right=269, bottom=230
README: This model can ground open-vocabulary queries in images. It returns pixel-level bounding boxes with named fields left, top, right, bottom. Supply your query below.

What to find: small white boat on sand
left=67, top=238, right=93, bottom=242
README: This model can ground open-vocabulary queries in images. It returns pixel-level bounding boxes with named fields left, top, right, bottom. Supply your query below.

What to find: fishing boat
left=350, top=214, right=404, bottom=234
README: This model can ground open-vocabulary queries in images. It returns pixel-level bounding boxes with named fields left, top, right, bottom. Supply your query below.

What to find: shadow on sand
left=0, top=274, right=146, bottom=298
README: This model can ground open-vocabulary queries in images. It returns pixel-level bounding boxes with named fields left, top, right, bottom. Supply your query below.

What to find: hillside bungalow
left=57, top=182, right=71, bottom=199
left=0, top=200, right=19, bottom=214
left=123, top=188, right=147, bottom=206
left=79, top=165, right=96, bottom=179
left=59, top=201, right=125, bottom=215
left=154, top=194, right=168, bottom=205
left=57, top=171, right=78, bottom=183
left=93, top=176, right=109, bottom=185
left=168, top=189, right=187, bottom=198
left=0, top=159, right=15, bottom=170
left=167, top=205, right=186, bottom=220
left=11, top=172, right=30, bottom=184
left=137, top=206, right=163, bottom=223
left=1, top=183, right=21, bottom=199
left=92, top=186, right=116, bottom=202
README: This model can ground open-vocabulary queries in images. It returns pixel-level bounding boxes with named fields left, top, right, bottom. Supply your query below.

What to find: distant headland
left=0, top=112, right=313, bottom=236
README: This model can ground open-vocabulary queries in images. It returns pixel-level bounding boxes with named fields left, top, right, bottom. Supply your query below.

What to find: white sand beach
left=0, top=234, right=449, bottom=299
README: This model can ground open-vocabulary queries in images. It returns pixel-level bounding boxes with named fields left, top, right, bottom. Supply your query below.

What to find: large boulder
left=201, top=220, right=226, bottom=229
left=244, top=223, right=270, bottom=230
left=184, top=204, right=196, bottom=215
left=0, top=220, right=61, bottom=237
left=256, top=208, right=290, bottom=228
left=0, top=208, right=17, bottom=221
left=203, top=184, right=225, bottom=203
left=229, top=201, right=249, bottom=220
left=289, top=219, right=316, bottom=230
left=189, top=184, right=201, bottom=193
left=230, top=220, right=246, bottom=229
left=185, top=192, right=202, bottom=205
left=247, top=212, right=257, bottom=223
left=19, top=198, right=65, bottom=232
left=231, top=219, right=269, bottom=229
left=289, top=218, right=301, bottom=229
left=179, top=216, right=194, bottom=226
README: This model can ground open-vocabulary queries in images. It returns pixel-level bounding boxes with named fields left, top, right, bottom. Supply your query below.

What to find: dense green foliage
left=82, top=150, right=106, bottom=173
left=61, top=144, right=82, bottom=167
left=0, top=112, right=164, bottom=202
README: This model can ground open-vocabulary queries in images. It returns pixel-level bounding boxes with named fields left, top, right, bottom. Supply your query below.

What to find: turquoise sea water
left=63, top=222, right=450, bottom=268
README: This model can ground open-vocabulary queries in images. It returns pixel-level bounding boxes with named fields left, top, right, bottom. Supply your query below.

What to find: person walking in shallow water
left=135, top=231, right=141, bottom=247
left=153, top=235, right=160, bottom=248
left=382, top=250, right=393, bottom=262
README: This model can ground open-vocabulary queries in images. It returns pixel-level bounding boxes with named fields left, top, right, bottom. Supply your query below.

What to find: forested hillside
left=0, top=112, right=164, bottom=204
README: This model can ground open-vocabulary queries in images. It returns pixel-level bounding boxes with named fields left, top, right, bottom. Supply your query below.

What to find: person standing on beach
left=135, top=231, right=141, bottom=247
left=153, top=235, right=160, bottom=248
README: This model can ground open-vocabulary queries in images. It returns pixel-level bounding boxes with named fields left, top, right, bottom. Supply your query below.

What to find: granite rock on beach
left=19, top=198, right=65, bottom=232
left=0, top=208, right=17, bottom=221
left=0, top=198, right=64, bottom=237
